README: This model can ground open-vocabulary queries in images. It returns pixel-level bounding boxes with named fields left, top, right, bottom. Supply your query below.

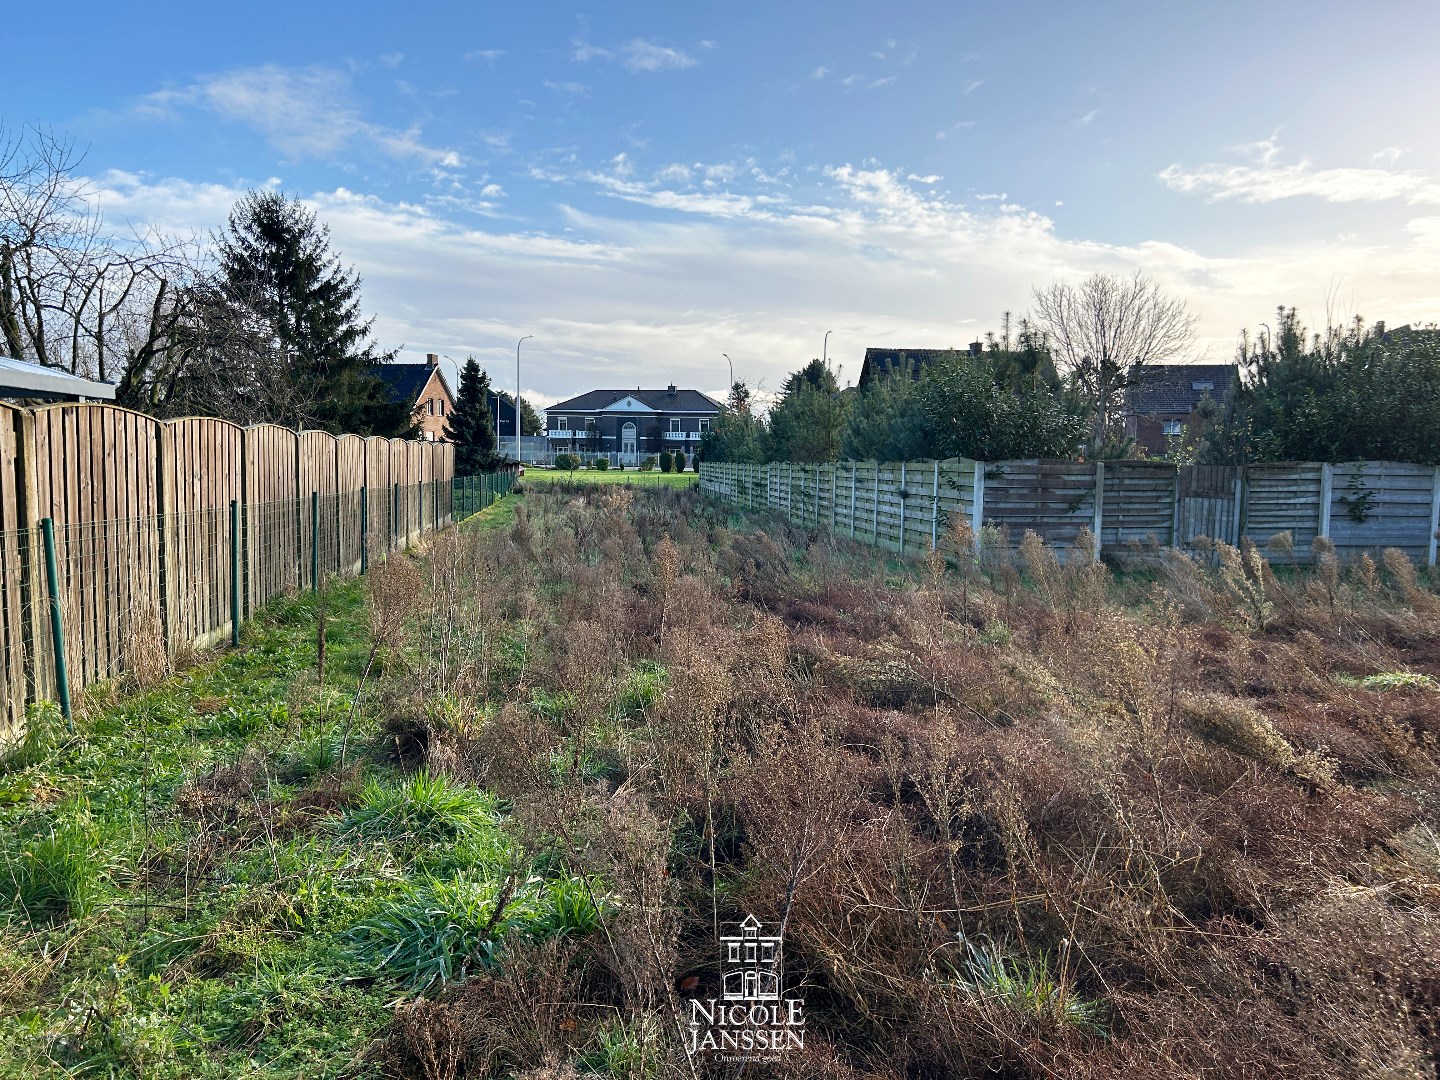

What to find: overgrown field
left=3, top=482, right=1439, bottom=1078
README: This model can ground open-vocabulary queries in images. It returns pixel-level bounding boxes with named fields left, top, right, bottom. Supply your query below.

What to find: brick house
left=544, top=386, right=722, bottom=466
left=1124, top=363, right=1239, bottom=455
left=376, top=354, right=456, bottom=441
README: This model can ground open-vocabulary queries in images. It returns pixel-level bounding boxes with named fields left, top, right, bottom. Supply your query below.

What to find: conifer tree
left=444, top=356, right=502, bottom=473
left=216, top=190, right=411, bottom=435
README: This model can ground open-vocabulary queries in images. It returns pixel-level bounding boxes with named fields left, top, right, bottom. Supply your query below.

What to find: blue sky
left=9, top=0, right=1440, bottom=405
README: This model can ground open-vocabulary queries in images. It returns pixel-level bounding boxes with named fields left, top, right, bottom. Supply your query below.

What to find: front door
left=621, top=422, right=637, bottom=465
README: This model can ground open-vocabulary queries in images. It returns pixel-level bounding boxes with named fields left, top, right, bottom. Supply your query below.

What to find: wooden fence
left=700, top=458, right=1440, bottom=568
left=0, top=402, right=456, bottom=739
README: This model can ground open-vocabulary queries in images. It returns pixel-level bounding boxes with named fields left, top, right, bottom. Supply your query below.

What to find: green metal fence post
left=360, top=486, right=369, bottom=575
left=230, top=500, right=240, bottom=647
left=40, top=517, right=72, bottom=727
left=310, top=491, right=320, bottom=593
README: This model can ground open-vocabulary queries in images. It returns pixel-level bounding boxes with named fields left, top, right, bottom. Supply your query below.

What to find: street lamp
left=823, top=330, right=833, bottom=374
left=515, top=335, right=533, bottom=466
left=722, top=352, right=734, bottom=394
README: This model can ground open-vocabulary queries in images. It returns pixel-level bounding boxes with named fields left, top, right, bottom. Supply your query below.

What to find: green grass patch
left=523, top=468, right=698, bottom=488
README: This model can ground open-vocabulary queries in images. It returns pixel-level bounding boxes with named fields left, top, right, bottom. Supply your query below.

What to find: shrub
left=639, top=456, right=656, bottom=472
left=953, top=937, right=1105, bottom=1037
left=347, top=873, right=608, bottom=992
left=593, top=457, right=609, bottom=471
left=673, top=449, right=686, bottom=472
left=0, top=813, right=104, bottom=925
left=658, top=451, right=673, bottom=473
left=691, top=453, right=701, bottom=472
left=342, top=770, right=501, bottom=843
left=554, top=453, right=578, bottom=472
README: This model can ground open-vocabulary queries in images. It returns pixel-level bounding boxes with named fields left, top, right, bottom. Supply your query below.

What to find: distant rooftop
left=0, top=355, right=116, bottom=402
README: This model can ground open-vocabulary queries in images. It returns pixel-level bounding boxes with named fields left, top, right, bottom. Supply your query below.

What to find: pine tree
left=217, top=190, right=411, bottom=435
left=444, top=357, right=502, bottom=474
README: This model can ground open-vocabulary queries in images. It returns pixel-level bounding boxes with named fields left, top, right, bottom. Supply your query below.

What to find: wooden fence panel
left=243, top=424, right=300, bottom=612
left=160, top=417, right=243, bottom=648
left=1102, top=461, right=1175, bottom=551
left=0, top=405, right=28, bottom=738
left=1176, top=466, right=1240, bottom=549
left=29, top=404, right=164, bottom=693
left=983, top=460, right=1095, bottom=553
left=1247, top=462, right=1322, bottom=558
left=1327, top=462, right=1436, bottom=560
left=336, top=436, right=366, bottom=575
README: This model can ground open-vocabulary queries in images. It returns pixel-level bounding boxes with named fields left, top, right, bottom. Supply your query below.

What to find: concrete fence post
left=931, top=460, right=940, bottom=551
left=971, top=461, right=985, bottom=555
left=1093, top=461, right=1105, bottom=560
left=898, top=461, right=907, bottom=554
left=1428, top=465, right=1440, bottom=568
left=1318, top=463, right=1334, bottom=541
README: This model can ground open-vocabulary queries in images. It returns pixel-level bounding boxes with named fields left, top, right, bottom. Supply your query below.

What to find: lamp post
left=722, top=353, right=734, bottom=395
left=823, top=330, right=833, bottom=374
left=515, top=335, right=532, bottom=466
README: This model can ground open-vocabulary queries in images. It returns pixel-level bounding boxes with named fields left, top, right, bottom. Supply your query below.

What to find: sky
left=7, top=0, right=1440, bottom=408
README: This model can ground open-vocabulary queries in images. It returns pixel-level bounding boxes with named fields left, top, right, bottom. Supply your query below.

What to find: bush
left=658, top=451, right=673, bottom=473
left=593, top=457, right=609, bottom=471
left=691, top=453, right=701, bottom=472
left=342, top=770, right=501, bottom=843
left=639, top=456, right=656, bottom=472
left=673, top=449, right=687, bottom=472
left=553, top=453, right=578, bottom=472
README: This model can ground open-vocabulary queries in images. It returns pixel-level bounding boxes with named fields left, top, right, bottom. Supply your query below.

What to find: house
left=375, top=354, right=455, bottom=441
left=857, top=344, right=983, bottom=389
left=544, top=385, right=722, bottom=466
left=1124, top=363, right=1239, bottom=455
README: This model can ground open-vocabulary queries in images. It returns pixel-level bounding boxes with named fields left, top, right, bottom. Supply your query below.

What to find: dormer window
left=1192, top=381, right=1214, bottom=392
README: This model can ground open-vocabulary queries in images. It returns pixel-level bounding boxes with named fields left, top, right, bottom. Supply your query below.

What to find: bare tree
left=1031, top=270, right=1196, bottom=452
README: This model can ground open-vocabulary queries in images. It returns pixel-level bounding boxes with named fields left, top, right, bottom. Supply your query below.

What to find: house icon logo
left=687, top=915, right=805, bottom=1060
left=722, top=914, right=781, bottom=1001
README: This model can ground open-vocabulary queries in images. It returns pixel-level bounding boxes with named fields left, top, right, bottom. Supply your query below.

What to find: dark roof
left=546, top=388, right=723, bottom=413
left=374, top=363, right=449, bottom=406
left=1126, top=363, right=1238, bottom=416
left=858, top=347, right=978, bottom=388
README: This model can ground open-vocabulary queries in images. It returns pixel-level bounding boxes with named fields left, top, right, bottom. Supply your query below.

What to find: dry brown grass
left=372, top=485, right=1440, bottom=1079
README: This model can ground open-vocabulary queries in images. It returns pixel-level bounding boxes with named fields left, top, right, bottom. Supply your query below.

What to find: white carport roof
left=0, top=355, right=116, bottom=401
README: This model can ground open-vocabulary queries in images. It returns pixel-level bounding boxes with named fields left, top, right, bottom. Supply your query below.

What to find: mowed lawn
left=522, top=467, right=699, bottom=487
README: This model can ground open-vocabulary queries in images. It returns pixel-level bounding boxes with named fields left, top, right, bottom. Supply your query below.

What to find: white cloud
left=84, top=158, right=1440, bottom=400
left=544, top=80, right=590, bottom=97
left=464, top=49, right=505, bottom=63
left=975, top=191, right=1006, bottom=200
left=809, top=65, right=829, bottom=80
left=1074, top=107, right=1101, bottom=126
left=907, top=173, right=941, bottom=184
left=1160, top=143, right=1440, bottom=205
left=700, top=40, right=718, bottom=49
left=378, top=53, right=404, bottom=69
left=869, top=76, right=896, bottom=88
left=571, top=37, right=697, bottom=73
left=934, top=120, right=975, bottom=140
left=962, top=79, right=983, bottom=95
left=479, top=183, right=505, bottom=197
left=132, top=64, right=460, bottom=166
left=1372, top=146, right=1411, bottom=165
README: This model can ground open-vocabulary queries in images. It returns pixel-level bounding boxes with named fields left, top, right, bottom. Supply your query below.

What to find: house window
left=439, top=400, right=446, bottom=416
left=1162, top=420, right=1184, bottom=437
left=669, top=418, right=681, bottom=433
left=556, top=416, right=568, bottom=432
left=427, top=399, right=436, bottom=416
left=1192, top=381, right=1214, bottom=392
left=699, top=418, right=711, bottom=433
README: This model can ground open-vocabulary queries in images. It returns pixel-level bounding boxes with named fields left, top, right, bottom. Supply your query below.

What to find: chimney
left=426, top=352, right=440, bottom=368
left=968, top=341, right=983, bottom=357
left=667, top=383, right=677, bottom=393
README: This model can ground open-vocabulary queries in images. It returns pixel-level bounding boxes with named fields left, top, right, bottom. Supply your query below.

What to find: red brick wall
left=414, top=369, right=454, bottom=442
